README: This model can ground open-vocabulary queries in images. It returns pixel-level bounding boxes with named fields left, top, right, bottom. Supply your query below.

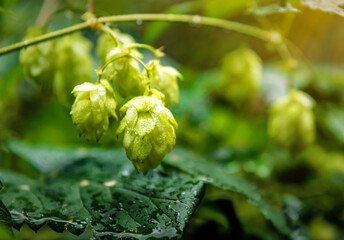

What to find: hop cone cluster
left=268, top=90, right=316, bottom=150
left=70, top=80, right=117, bottom=141
left=116, top=94, right=177, bottom=174
left=221, top=47, right=262, bottom=105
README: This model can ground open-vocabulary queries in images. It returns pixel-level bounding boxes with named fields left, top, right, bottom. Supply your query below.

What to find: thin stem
left=101, top=52, right=128, bottom=72
left=100, top=52, right=149, bottom=77
left=128, top=53, right=150, bottom=76
left=100, top=24, right=119, bottom=46
left=0, top=22, right=89, bottom=55
left=124, top=43, right=164, bottom=58
left=0, top=13, right=280, bottom=56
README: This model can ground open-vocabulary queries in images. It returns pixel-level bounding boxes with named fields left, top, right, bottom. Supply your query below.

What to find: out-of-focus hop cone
left=268, top=90, right=316, bottom=151
left=221, top=47, right=262, bottom=106
left=20, top=27, right=55, bottom=87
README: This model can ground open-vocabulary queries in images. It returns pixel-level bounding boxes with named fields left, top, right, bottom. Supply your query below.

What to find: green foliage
left=0, top=181, right=13, bottom=240
left=2, top=0, right=344, bottom=239
left=163, top=148, right=294, bottom=237
left=0, top=142, right=204, bottom=239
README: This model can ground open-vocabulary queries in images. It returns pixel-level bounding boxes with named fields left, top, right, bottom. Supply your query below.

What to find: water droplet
left=136, top=19, right=143, bottom=25
left=98, top=86, right=106, bottom=96
left=122, top=169, right=129, bottom=176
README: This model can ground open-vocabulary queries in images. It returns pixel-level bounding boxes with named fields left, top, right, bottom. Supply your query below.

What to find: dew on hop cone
left=70, top=80, right=117, bottom=141
left=221, top=47, right=262, bottom=105
left=147, top=60, right=183, bottom=108
left=20, top=27, right=55, bottom=87
left=116, top=93, right=177, bottom=174
left=268, top=89, right=316, bottom=150
left=53, top=33, right=93, bottom=104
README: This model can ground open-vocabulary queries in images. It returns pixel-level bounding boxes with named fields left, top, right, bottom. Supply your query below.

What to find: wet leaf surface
left=0, top=143, right=205, bottom=239
left=164, top=147, right=293, bottom=237
left=0, top=180, right=13, bottom=239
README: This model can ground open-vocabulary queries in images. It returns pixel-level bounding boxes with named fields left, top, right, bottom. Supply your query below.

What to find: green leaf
left=163, top=147, right=292, bottom=236
left=7, top=140, right=114, bottom=174
left=1, top=144, right=205, bottom=239
left=0, top=180, right=13, bottom=240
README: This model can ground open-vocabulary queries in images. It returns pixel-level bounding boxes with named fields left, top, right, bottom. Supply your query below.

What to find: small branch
left=88, top=0, right=94, bottom=14
left=100, top=24, right=119, bottom=46
left=124, top=43, right=164, bottom=58
left=0, top=22, right=89, bottom=55
left=0, top=13, right=281, bottom=56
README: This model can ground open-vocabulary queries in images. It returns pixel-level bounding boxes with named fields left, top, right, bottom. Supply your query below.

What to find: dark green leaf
left=163, top=147, right=292, bottom=236
left=0, top=180, right=13, bottom=240
left=1, top=144, right=205, bottom=239
left=7, top=140, right=102, bottom=174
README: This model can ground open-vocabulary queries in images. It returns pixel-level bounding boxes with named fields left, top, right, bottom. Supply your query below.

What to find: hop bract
left=96, top=29, right=137, bottom=64
left=20, top=27, right=55, bottom=86
left=221, top=47, right=262, bottom=105
left=268, top=90, right=316, bottom=150
left=116, top=94, right=178, bottom=174
left=103, top=48, right=145, bottom=98
left=54, top=33, right=93, bottom=104
left=70, top=80, right=117, bottom=141
left=147, top=60, right=182, bottom=108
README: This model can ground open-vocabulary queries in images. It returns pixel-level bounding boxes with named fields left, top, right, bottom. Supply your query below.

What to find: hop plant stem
left=0, top=13, right=283, bottom=56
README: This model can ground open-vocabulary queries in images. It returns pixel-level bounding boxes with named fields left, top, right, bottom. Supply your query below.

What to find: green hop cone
left=116, top=94, right=177, bottom=174
left=96, top=29, right=137, bottom=64
left=54, top=33, right=93, bottom=104
left=103, top=48, right=145, bottom=98
left=20, top=27, right=55, bottom=87
left=70, top=80, right=117, bottom=141
left=268, top=90, right=316, bottom=150
left=221, top=47, right=262, bottom=105
left=147, top=60, right=183, bottom=108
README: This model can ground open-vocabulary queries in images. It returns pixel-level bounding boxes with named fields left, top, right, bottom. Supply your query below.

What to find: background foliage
left=1, top=0, right=344, bottom=239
